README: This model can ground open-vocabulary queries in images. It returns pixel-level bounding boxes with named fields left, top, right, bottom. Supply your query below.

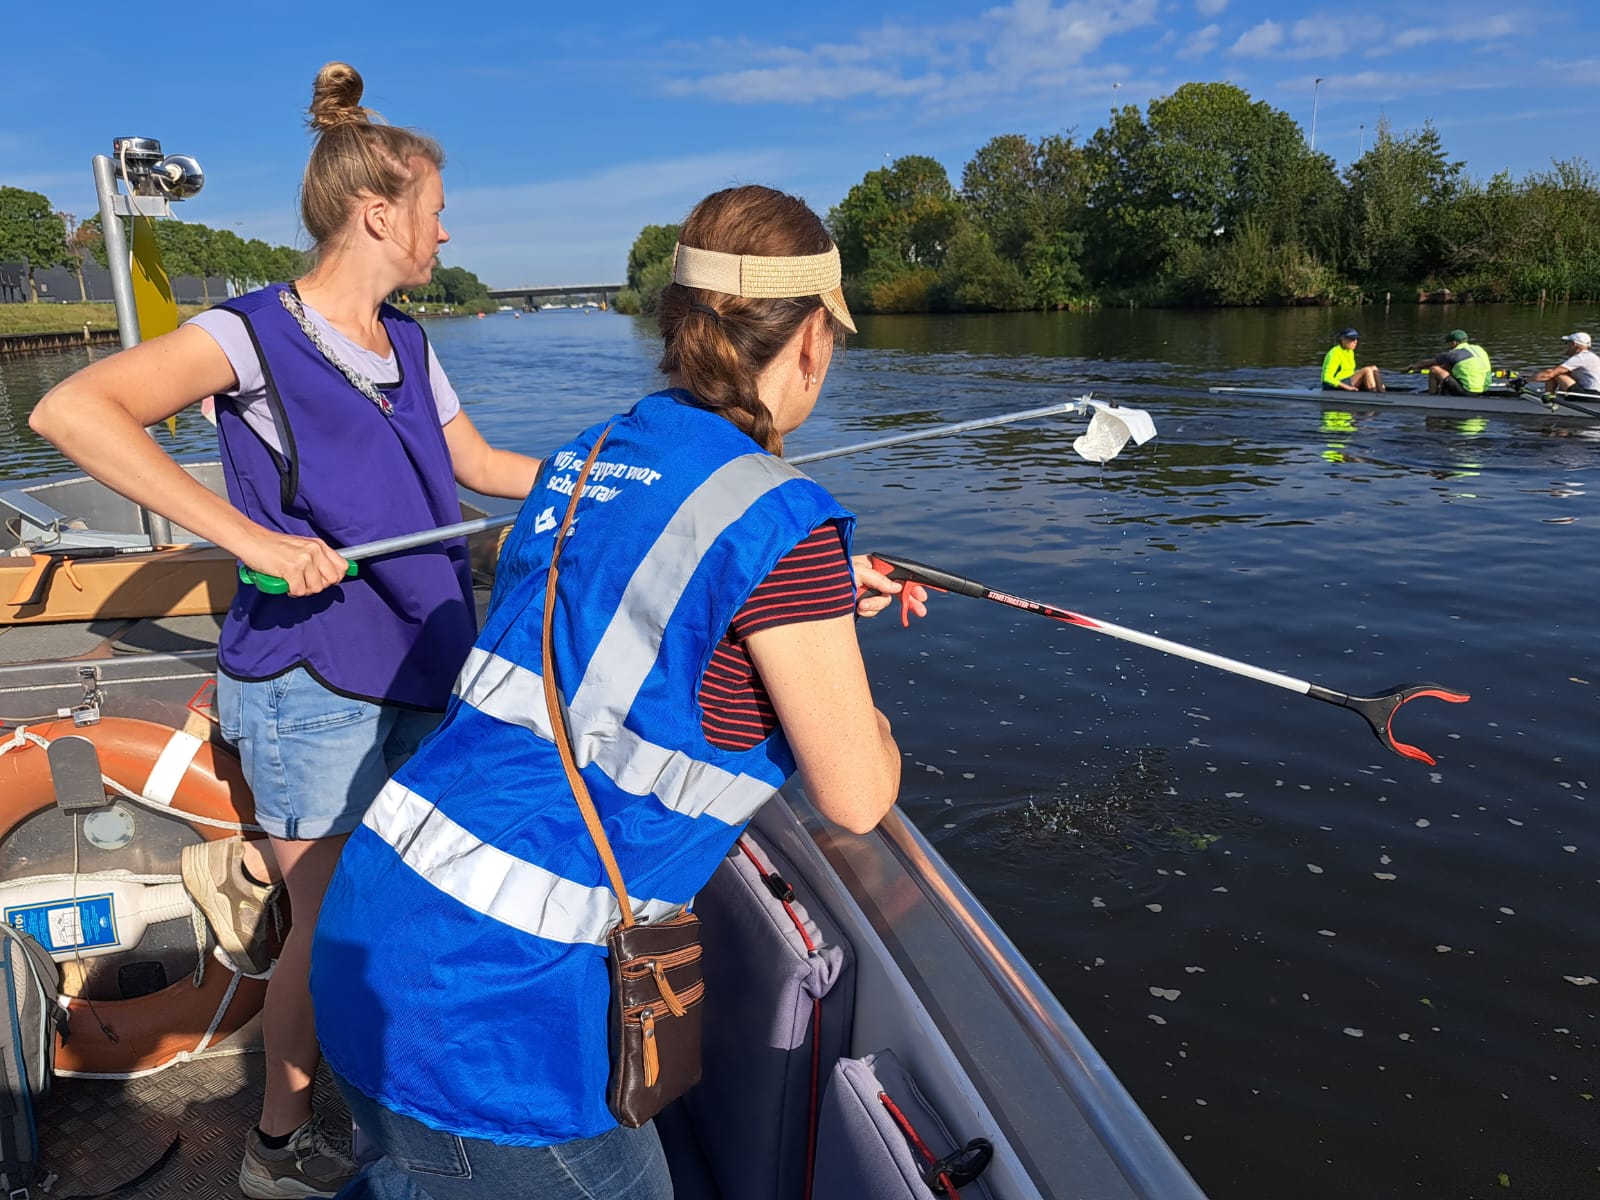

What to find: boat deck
left=34, top=1043, right=349, bottom=1198
left=3, top=472, right=1206, bottom=1200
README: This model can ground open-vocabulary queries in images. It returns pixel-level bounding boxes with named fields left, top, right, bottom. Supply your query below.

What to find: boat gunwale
left=783, top=783, right=1207, bottom=1200
left=865, top=806, right=1208, bottom=1200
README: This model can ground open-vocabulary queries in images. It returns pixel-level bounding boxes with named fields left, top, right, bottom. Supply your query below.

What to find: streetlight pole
left=1310, top=77, right=1324, bottom=152
left=1358, top=123, right=1366, bottom=156
left=1111, top=81, right=1122, bottom=113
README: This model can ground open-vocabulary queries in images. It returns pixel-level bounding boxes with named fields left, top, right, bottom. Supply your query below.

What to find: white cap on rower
left=1563, top=331, right=1591, bottom=347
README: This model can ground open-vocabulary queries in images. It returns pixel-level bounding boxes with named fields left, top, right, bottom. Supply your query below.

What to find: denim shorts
left=336, top=1074, right=672, bottom=1200
left=217, top=668, right=441, bottom=841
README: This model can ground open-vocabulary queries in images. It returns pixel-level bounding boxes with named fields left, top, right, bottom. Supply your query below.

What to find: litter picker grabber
left=868, top=552, right=1469, bottom=766
left=239, top=395, right=1157, bottom=594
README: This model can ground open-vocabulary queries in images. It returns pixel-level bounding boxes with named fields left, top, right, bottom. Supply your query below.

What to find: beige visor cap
left=671, top=243, right=856, bottom=334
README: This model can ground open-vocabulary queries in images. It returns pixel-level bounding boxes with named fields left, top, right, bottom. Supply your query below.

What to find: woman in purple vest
left=30, top=62, right=541, bottom=1198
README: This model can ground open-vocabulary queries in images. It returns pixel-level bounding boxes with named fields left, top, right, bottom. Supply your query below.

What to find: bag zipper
left=623, top=979, right=705, bottom=1020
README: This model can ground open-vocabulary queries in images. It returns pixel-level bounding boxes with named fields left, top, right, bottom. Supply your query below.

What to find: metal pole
left=92, top=153, right=176, bottom=544
left=790, top=400, right=1090, bottom=466
left=91, top=155, right=138, bottom=350
left=1310, top=78, right=1323, bottom=152
left=340, top=401, right=1097, bottom=557
left=240, top=399, right=1112, bottom=586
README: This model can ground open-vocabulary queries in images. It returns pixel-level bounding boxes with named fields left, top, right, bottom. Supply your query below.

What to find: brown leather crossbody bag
left=538, top=427, right=704, bottom=1127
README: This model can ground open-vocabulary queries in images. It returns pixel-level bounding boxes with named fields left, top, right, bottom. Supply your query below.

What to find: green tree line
left=1, top=184, right=493, bottom=311
left=618, top=82, right=1600, bottom=315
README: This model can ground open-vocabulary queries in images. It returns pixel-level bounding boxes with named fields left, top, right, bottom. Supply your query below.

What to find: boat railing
left=870, top=807, right=1209, bottom=1200
left=1, top=462, right=225, bottom=550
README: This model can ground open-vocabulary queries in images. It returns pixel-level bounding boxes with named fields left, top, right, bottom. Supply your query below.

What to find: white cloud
left=1176, top=23, right=1223, bottom=59
left=433, top=149, right=795, bottom=286
left=982, top=0, right=1160, bottom=76
left=666, top=0, right=1161, bottom=106
left=1230, top=19, right=1285, bottom=56
left=1196, top=0, right=1228, bottom=14
left=1376, top=14, right=1517, bottom=53
left=1286, top=66, right=1524, bottom=105
left=672, top=62, right=939, bottom=105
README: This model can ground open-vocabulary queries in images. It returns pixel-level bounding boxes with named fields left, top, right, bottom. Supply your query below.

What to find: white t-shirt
left=187, top=303, right=462, bottom=455
left=1559, top=349, right=1600, bottom=392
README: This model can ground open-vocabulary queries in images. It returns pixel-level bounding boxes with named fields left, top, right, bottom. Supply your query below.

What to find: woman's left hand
left=853, top=555, right=929, bottom=622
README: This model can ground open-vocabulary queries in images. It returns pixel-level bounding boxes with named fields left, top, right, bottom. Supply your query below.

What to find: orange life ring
left=0, top=716, right=273, bottom=1078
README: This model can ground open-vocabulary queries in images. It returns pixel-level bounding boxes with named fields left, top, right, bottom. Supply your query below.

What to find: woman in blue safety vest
left=310, top=185, right=922, bottom=1199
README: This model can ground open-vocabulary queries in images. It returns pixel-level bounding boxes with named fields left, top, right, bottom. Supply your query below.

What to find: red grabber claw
left=1336, top=684, right=1471, bottom=766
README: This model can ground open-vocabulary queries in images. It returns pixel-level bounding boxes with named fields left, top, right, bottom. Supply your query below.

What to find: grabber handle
left=867, top=553, right=988, bottom=599
left=238, top=561, right=358, bottom=595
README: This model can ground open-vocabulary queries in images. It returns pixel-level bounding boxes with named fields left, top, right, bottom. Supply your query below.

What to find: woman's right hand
left=236, top=529, right=350, bottom=597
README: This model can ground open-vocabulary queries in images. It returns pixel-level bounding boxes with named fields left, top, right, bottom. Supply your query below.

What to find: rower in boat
left=1530, top=331, right=1600, bottom=397
left=1321, top=328, right=1385, bottom=392
left=1403, top=329, right=1491, bottom=396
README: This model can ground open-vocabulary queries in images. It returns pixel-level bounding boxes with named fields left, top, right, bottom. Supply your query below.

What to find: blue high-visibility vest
left=312, top=392, right=853, bottom=1145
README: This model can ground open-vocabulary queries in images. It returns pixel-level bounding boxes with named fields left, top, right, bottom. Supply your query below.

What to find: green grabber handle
left=239, top=562, right=358, bottom=594
left=233, top=513, right=522, bottom=596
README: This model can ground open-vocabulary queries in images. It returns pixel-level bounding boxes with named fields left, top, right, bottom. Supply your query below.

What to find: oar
left=1525, top=388, right=1600, bottom=420
left=867, top=552, right=1469, bottom=765
left=240, top=396, right=1155, bottom=594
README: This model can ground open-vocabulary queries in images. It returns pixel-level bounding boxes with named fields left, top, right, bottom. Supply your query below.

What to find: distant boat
left=1207, top=383, right=1600, bottom=419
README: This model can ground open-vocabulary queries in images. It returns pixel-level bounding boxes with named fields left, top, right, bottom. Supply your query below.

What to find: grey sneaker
left=181, top=837, right=278, bottom=974
left=239, top=1119, right=360, bottom=1199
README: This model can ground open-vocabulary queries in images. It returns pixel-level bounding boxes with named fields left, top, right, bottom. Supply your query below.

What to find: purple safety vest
left=212, top=284, right=474, bottom=709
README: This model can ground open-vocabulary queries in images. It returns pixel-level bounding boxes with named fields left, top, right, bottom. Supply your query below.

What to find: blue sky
left=2, top=1, right=1582, bottom=288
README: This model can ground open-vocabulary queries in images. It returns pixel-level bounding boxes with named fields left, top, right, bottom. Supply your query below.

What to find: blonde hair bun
left=308, top=61, right=372, bottom=132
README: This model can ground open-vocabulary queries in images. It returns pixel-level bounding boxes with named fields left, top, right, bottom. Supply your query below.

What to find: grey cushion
left=813, top=1050, right=995, bottom=1200
left=680, top=831, right=855, bottom=1200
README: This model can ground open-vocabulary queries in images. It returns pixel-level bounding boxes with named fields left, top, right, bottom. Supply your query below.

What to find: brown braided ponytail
left=658, top=187, right=847, bottom=455
left=300, top=62, right=445, bottom=252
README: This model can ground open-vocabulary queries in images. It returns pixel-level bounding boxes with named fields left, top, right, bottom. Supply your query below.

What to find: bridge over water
left=486, top=283, right=624, bottom=306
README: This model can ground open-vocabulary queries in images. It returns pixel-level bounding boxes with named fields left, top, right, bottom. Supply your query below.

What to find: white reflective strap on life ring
left=143, top=729, right=205, bottom=808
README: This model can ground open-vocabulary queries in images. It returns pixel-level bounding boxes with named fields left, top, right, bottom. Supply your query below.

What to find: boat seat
left=813, top=1050, right=996, bottom=1200
left=657, top=824, right=855, bottom=1200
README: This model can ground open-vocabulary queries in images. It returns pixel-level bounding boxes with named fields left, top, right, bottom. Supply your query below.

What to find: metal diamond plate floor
left=36, top=1048, right=349, bottom=1198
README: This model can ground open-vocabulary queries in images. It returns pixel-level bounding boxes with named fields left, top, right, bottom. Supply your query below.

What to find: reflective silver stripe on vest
left=455, top=646, right=779, bottom=825
left=362, top=779, right=685, bottom=946
left=571, top=453, right=803, bottom=730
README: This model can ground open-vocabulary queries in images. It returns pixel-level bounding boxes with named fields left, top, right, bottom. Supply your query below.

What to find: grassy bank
left=0, top=303, right=206, bottom=336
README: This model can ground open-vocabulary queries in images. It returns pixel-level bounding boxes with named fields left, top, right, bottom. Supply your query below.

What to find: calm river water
left=3, top=304, right=1596, bottom=1199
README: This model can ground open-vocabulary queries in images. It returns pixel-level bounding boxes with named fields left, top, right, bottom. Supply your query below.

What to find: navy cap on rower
left=1339, top=328, right=1359, bottom=339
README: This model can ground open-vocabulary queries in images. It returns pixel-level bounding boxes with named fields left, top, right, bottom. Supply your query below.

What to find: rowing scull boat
left=1206, top=385, right=1600, bottom=419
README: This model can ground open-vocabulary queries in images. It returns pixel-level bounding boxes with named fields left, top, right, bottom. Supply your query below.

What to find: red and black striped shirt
left=698, top=521, right=856, bottom=751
